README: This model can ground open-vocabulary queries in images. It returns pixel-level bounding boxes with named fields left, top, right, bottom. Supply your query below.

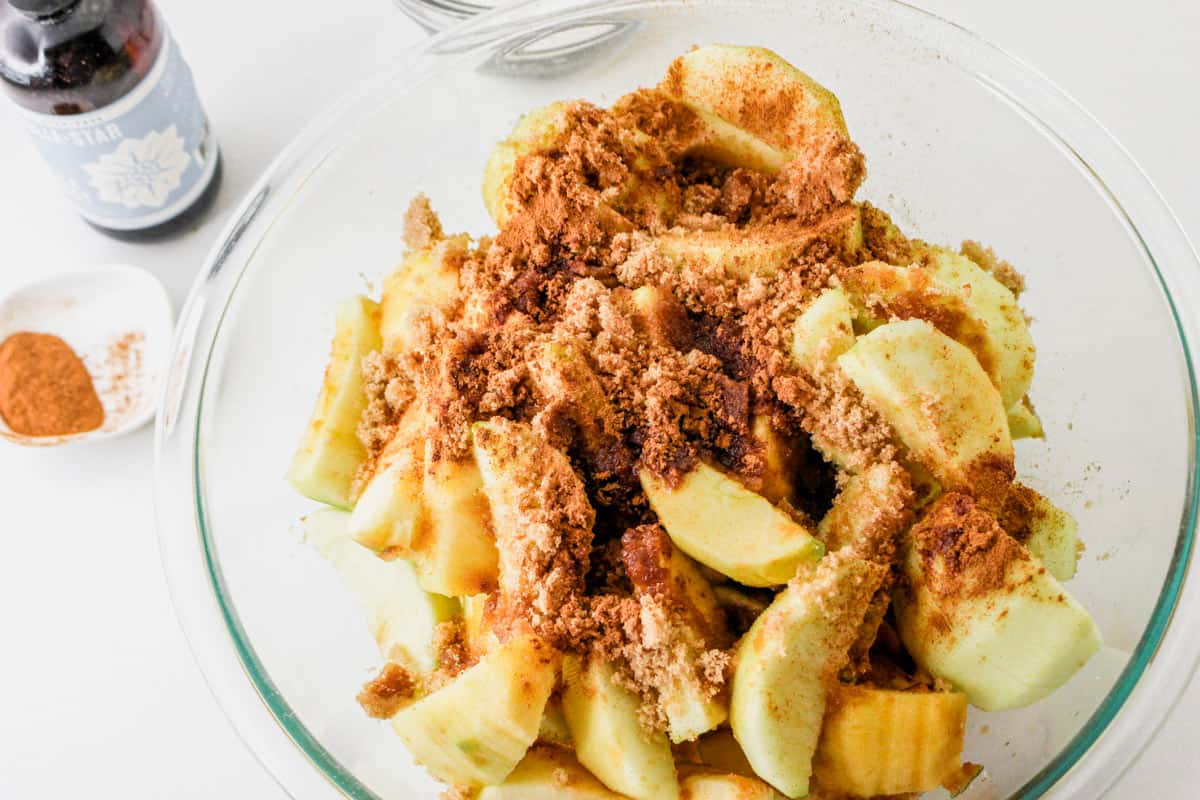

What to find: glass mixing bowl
left=154, top=1, right=1200, bottom=798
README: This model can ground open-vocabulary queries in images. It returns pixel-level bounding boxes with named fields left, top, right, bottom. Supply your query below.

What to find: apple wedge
left=813, top=686, right=968, bottom=797
left=286, top=295, right=381, bottom=509
left=641, top=462, right=824, bottom=587
left=816, top=461, right=912, bottom=556
left=649, top=208, right=862, bottom=282
left=730, top=552, right=886, bottom=797
left=894, top=493, right=1100, bottom=711
left=1007, top=396, right=1044, bottom=440
left=840, top=249, right=1035, bottom=408
left=391, top=633, right=560, bottom=788
left=1004, top=484, right=1082, bottom=582
left=483, top=101, right=573, bottom=227
left=561, top=654, right=680, bottom=800
left=790, top=286, right=856, bottom=375
left=346, top=418, right=425, bottom=557
left=413, top=442, right=500, bottom=597
left=379, top=233, right=468, bottom=356
left=660, top=45, right=854, bottom=174
left=479, top=746, right=622, bottom=799
left=303, top=508, right=458, bottom=673
left=837, top=319, right=1013, bottom=489
left=750, top=414, right=802, bottom=507
left=472, top=417, right=594, bottom=613
left=680, top=769, right=784, bottom=800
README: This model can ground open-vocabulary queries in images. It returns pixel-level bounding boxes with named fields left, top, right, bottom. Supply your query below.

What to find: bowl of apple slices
left=156, top=3, right=1200, bottom=800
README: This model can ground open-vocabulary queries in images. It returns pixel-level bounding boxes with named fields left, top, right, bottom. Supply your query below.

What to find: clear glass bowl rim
left=153, top=1, right=1200, bottom=798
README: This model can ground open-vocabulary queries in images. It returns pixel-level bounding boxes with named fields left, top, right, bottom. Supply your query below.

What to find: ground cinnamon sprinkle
left=351, top=54, right=1037, bottom=732
left=102, top=330, right=144, bottom=422
left=910, top=493, right=1029, bottom=604
left=0, top=331, right=104, bottom=436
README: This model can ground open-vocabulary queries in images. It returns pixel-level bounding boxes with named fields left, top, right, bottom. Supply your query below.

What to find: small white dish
left=0, top=265, right=173, bottom=446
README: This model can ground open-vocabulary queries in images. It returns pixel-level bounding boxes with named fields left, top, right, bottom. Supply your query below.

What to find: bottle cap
left=7, top=0, right=77, bottom=17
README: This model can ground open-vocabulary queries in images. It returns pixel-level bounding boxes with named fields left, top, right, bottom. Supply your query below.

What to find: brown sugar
left=0, top=331, right=104, bottom=436
left=357, top=662, right=418, bottom=719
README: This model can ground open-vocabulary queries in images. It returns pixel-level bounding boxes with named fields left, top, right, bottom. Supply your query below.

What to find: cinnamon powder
left=0, top=331, right=104, bottom=436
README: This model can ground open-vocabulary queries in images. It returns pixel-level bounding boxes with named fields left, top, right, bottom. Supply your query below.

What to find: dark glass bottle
left=0, top=0, right=220, bottom=239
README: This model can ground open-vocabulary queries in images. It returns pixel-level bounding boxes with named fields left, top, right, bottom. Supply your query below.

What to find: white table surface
left=0, top=1, right=1195, bottom=797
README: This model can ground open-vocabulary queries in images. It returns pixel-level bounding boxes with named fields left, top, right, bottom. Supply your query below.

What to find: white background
left=0, top=1, right=1195, bottom=797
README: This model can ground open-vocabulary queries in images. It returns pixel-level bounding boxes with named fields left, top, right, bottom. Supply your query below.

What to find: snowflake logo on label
left=83, top=125, right=192, bottom=209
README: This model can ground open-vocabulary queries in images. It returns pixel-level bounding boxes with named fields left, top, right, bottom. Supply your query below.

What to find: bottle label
left=16, top=28, right=218, bottom=230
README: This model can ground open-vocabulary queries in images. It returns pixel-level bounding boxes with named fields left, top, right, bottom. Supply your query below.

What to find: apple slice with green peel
left=641, top=462, right=824, bottom=587
left=347, top=420, right=425, bottom=556
left=680, top=107, right=793, bottom=174
left=482, top=101, right=572, bottom=227
left=379, top=234, right=468, bottom=357
left=730, top=552, right=886, bottom=798
left=837, top=319, right=1013, bottom=489
left=1006, top=396, right=1044, bottom=440
left=479, top=745, right=622, bottom=800
left=679, top=769, right=785, bottom=800
left=413, top=442, right=499, bottom=597
left=660, top=45, right=854, bottom=171
left=813, top=686, right=967, bottom=797
left=1005, top=484, right=1081, bottom=582
left=618, top=525, right=732, bottom=743
left=286, top=295, right=381, bottom=509
left=840, top=249, right=1036, bottom=409
left=894, top=493, right=1100, bottom=711
left=922, top=246, right=1035, bottom=408
left=461, top=592, right=500, bottom=658
left=790, top=286, right=856, bottom=375
left=750, top=414, right=802, bottom=507
left=649, top=208, right=862, bottom=282
left=472, top=417, right=594, bottom=612
left=816, top=461, right=913, bottom=556
left=391, top=633, right=559, bottom=788
left=303, top=508, right=458, bottom=673
left=561, top=654, right=680, bottom=800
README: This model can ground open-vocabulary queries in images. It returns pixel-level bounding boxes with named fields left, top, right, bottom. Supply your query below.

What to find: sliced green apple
left=813, top=686, right=967, bottom=797
left=286, top=295, right=381, bottom=509
left=413, top=442, right=500, bottom=597
left=791, top=286, right=856, bottom=375
left=1007, top=396, right=1044, bottom=440
left=837, top=319, right=1013, bottom=489
left=303, top=508, right=457, bottom=673
left=679, top=769, right=784, bottom=800
left=840, top=249, right=1035, bottom=408
left=816, top=461, right=912, bottom=556
left=379, top=234, right=468, bottom=356
left=660, top=45, right=853, bottom=171
left=730, top=552, right=886, bottom=797
left=479, top=745, right=622, bottom=799
left=346, top=421, right=425, bottom=556
left=561, top=654, right=680, bottom=800
left=894, top=493, right=1100, bottom=711
left=1005, top=484, right=1081, bottom=582
left=472, top=417, right=594, bottom=608
left=641, top=462, right=824, bottom=587
left=483, top=101, right=573, bottom=227
left=391, top=633, right=559, bottom=788
left=649, top=208, right=862, bottom=282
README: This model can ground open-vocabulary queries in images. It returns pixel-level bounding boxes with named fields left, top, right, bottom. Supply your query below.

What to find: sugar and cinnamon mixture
left=354, top=87, right=1029, bottom=731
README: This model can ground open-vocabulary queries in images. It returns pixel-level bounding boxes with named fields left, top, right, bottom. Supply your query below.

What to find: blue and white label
left=18, top=28, right=218, bottom=230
